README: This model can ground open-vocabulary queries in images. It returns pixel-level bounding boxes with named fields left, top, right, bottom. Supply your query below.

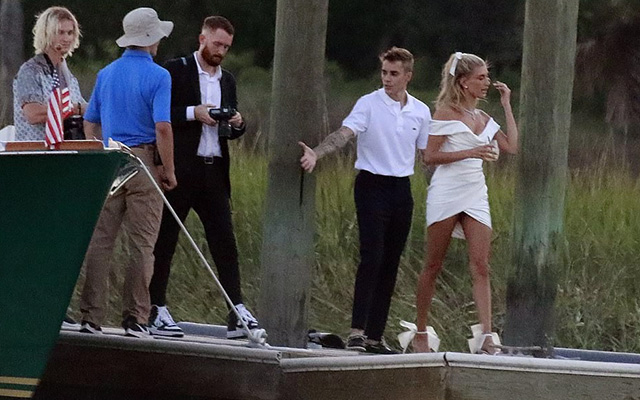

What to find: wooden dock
left=32, top=327, right=640, bottom=400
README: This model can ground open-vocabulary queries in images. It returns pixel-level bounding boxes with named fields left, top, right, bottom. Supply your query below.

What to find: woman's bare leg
left=460, top=214, right=496, bottom=352
left=414, top=215, right=458, bottom=352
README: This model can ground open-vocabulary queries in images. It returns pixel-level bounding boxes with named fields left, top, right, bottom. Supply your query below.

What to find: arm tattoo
left=313, top=126, right=354, bottom=159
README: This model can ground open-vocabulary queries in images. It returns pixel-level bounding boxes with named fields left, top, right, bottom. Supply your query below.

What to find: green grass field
left=69, top=132, right=640, bottom=353
left=66, top=58, right=640, bottom=352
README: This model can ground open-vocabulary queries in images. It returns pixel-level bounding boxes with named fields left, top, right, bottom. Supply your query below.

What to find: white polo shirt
left=342, top=88, right=431, bottom=177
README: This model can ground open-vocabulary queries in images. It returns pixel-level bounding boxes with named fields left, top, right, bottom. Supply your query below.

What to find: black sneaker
left=227, top=303, right=260, bottom=339
left=308, top=330, right=346, bottom=349
left=346, top=334, right=367, bottom=351
left=79, top=320, right=103, bottom=334
left=122, top=316, right=150, bottom=338
left=365, top=338, right=399, bottom=355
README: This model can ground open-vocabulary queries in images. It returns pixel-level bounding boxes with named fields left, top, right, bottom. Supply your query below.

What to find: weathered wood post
left=258, top=0, right=329, bottom=347
left=504, top=0, right=579, bottom=348
left=0, top=0, right=23, bottom=126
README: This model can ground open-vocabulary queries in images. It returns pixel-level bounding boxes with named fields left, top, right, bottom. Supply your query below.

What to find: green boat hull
left=0, top=150, right=128, bottom=398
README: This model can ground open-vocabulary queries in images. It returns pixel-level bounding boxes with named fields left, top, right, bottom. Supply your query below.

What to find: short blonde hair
left=379, top=47, right=414, bottom=73
left=32, top=6, right=81, bottom=57
left=435, top=52, right=486, bottom=111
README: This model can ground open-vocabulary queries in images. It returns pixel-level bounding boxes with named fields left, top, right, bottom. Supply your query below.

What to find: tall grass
left=68, top=141, right=640, bottom=353
left=66, top=55, right=640, bottom=352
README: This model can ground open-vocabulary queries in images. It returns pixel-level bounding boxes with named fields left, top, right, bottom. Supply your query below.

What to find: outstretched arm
left=299, top=126, right=355, bottom=173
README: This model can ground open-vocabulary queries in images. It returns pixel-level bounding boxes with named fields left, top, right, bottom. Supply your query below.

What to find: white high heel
left=398, top=320, right=440, bottom=353
left=467, top=324, right=501, bottom=354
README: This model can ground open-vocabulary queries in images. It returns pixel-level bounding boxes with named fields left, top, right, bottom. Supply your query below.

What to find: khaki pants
left=80, top=146, right=163, bottom=326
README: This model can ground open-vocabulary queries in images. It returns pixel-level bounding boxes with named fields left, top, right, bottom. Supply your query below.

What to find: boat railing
left=3, top=140, right=104, bottom=152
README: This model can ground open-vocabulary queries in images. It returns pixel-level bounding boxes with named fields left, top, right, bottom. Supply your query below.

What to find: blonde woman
left=413, top=52, right=518, bottom=353
left=13, top=6, right=86, bottom=141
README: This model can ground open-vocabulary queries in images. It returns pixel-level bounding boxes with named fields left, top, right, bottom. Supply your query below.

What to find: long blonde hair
left=32, top=6, right=81, bottom=57
left=435, top=52, right=486, bottom=111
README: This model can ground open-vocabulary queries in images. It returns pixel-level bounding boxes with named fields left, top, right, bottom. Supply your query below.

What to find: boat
left=0, top=141, right=128, bottom=399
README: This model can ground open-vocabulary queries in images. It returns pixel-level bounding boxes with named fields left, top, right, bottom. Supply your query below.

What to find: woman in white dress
left=413, top=52, right=518, bottom=353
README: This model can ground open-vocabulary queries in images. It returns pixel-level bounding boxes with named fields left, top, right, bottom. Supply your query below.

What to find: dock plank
left=32, top=328, right=640, bottom=400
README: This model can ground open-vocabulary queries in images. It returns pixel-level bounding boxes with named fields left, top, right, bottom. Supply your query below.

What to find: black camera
left=63, top=115, right=85, bottom=140
left=208, top=107, right=237, bottom=138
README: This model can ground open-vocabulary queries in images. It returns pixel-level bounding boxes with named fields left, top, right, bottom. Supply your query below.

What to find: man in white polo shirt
left=299, top=47, right=431, bottom=354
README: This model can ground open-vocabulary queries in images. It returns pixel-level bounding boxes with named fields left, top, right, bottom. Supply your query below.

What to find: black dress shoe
left=365, top=339, right=399, bottom=355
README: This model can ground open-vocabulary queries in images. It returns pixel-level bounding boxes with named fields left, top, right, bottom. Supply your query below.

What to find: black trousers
left=150, top=158, right=242, bottom=307
left=351, top=170, right=413, bottom=341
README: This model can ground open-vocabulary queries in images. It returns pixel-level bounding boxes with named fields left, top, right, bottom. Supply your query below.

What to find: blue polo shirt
left=85, top=49, right=171, bottom=147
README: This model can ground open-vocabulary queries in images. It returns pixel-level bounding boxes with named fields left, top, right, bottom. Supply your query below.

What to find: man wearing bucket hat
left=79, top=7, right=177, bottom=338
left=115, top=7, right=174, bottom=49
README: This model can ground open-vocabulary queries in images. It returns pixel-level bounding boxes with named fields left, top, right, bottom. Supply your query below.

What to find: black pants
left=351, top=170, right=413, bottom=341
left=150, top=158, right=242, bottom=307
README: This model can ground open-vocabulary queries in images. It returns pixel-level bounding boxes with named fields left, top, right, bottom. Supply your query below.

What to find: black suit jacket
left=162, top=54, right=246, bottom=196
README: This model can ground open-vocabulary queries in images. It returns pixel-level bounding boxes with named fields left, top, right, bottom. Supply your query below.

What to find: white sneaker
left=227, top=303, right=260, bottom=339
left=61, top=314, right=81, bottom=330
left=79, top=320, right=103, bottom=334
left=148, top=305, right=184, bottom=338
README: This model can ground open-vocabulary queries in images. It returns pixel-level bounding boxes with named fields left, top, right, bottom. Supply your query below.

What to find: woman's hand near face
left=493, top=81, right=511, bottom=109
left=492, top=80, right=519, bottom=154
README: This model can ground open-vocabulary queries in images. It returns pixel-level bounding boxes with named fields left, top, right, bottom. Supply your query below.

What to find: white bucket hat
left=116, top=8, right=173, bottom=48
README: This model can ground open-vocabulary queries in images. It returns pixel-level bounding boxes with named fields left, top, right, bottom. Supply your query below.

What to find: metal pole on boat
left=116, top=148, right=268, bottom=347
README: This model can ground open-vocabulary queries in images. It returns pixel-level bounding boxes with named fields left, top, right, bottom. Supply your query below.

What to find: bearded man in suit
left=148, top=16, right=259, bottom=339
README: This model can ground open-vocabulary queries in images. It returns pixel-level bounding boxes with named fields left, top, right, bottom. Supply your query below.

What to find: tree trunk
left=259, top=0, right=329, bottom=347
left=0, top=0, right=23, bottom=126
left=505, top=0, right=579, bottom=348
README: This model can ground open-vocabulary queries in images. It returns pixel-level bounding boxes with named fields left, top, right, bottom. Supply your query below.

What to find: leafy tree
left=575, top=0, right=640, bottom=132
left=22, top=0, right=274, bottom=65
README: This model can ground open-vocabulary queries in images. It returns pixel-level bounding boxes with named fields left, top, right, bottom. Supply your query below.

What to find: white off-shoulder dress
left=426, top=118, right=501, bottom=239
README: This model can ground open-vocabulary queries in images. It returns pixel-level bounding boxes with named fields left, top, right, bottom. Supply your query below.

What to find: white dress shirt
left=186, top=52, right=223, bottom=158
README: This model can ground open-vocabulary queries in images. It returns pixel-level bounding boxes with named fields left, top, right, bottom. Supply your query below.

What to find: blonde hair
left=435, top=52, right=486, bottom=111
left=32, top=7, right=81, bottom=57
